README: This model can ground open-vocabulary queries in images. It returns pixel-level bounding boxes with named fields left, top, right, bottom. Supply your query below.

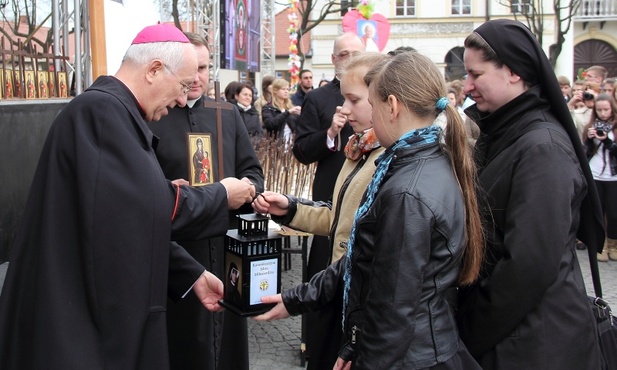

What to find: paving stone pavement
left=248, top=242, right=307, bottom=370
left=1, top=247, right=617, bottom=370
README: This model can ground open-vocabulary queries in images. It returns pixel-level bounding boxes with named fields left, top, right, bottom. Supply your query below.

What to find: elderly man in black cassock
left=149, top=32, right=263, bottom=370
left=0, top=24, right=255, bottom=370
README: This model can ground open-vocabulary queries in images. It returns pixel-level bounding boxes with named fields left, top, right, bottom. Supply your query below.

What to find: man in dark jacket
left=0, top=24, right=255, bottom=370
left=291, top=69, right=313, bottom=106
left=291, top=32, right=364, bottom=369
left=149, top=32, right=263, bottom=370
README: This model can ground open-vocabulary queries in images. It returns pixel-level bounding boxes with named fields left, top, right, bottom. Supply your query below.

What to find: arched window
left=445, top=47, right=465, bottom=81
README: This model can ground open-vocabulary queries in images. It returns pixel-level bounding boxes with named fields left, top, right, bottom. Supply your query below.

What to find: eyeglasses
left=334, top=50, right=360, bottom=59
left=163, top=64, right=193, bottom=95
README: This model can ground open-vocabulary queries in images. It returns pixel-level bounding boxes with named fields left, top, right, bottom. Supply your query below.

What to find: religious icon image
left=342, top=9, right=391, bottom=52
left=25, top=71, right=36, bottom=99
left=48, top=72, right=56, bottom=97
left=14, top=70, right=23, bottom=98
left=3, top=70, right=13, bottom=98
left=58, top=72, right=68, bottom=98
left=226, top=260, right=243, bottom=306
left=235, top=0, right=248, bottom=59
left=358, top=20, right=379, bottom=52
left=187, top=133, right=214, bottom=187
left=38, top=71, right=49, bottom=98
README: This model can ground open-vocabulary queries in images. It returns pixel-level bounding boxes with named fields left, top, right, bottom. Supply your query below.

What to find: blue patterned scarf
left=341, top=124, right=442, bottom=328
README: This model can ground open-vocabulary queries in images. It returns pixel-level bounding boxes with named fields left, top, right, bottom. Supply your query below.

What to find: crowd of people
left=0, top=19, right=613, bottom=370
left=558, top=65, right=617, bottom=263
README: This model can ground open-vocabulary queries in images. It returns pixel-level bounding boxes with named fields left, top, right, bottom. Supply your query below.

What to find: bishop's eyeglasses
left=163, top=64, right=193, bottom=95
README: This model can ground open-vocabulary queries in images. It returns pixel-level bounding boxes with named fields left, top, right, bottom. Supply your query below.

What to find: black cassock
left=149, top=96, right=264, bottom=370
left=0, top=76, right=230, bottom=370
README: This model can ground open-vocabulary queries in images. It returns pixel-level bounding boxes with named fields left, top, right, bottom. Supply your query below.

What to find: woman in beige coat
left=252, top=52, right=388, bottom=370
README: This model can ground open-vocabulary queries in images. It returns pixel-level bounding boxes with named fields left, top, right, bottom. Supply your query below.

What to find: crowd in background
left=559, top=65, right=617, bottom=263
left=216, top=68, right=484, bottom=146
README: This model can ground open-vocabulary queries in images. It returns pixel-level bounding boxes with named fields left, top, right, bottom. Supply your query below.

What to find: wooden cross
left=203, top=80, right=234, bottom=181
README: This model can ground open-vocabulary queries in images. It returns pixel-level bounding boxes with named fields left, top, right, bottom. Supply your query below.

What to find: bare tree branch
left=1, top=0, right=54, bottom=52
left=294, top=0, right=345, bottom=70
left=498, top=0, right=580, bottom=68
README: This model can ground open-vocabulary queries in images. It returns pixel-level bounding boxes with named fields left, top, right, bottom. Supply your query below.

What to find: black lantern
left=219, top=213, right=283, bottom=316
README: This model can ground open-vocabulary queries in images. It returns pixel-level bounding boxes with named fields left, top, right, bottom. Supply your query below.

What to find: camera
left=583, top=92, right=594, bottom=100
left=594, top=120, right=611, bottom=136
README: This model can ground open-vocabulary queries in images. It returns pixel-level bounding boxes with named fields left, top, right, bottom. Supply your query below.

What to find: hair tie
left=436, top=97, right=449, bottom=111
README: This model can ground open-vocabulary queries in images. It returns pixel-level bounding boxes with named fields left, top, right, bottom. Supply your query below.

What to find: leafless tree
left=499, top=0, right=581, bottom=68
left=284, top=0, right=349, bottom=70
left=158, top=0, right=203, bottom=30
left=160, top=0, right=349, bottom=70
left=0, top=0, right=53, bottom=52
left=0, top=0, right=53, bottom=53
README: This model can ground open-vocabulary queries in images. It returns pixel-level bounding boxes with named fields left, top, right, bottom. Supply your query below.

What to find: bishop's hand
left=220, top=177, right=256, bottom=209
left=193, top=270, right=224, bottom=312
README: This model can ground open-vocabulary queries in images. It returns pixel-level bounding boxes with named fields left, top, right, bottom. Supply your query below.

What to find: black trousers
left=595, top=180, right=617, bottom=239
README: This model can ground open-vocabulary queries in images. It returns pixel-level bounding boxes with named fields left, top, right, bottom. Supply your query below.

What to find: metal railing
left=575, top=0, right=617, bottom=20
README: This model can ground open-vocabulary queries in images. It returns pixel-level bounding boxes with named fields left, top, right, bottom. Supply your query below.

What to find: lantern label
left=249, top=258, right=279, bottom=305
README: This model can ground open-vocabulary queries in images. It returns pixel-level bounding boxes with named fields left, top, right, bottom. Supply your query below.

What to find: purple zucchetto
left=131, top=23, right=189, bottom=45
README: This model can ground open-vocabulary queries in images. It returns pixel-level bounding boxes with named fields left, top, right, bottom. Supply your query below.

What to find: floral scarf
left=344, top=128, right=380, bottom=161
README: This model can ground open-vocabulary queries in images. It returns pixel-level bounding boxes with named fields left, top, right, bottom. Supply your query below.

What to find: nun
left=456, top=19, right=605, bottom=370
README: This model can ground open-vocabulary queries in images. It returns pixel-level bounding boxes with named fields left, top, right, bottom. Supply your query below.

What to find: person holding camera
left=583, top=93, right=617, bottom=262
left=569, top=81, right=600, bottom=139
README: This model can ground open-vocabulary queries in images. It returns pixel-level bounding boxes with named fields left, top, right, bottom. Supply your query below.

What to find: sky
left=104, top=0, right=160, bottom=73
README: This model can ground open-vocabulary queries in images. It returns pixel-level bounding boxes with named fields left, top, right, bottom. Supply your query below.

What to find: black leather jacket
left=261, top=103, right=299, bottom=136
left=282, top=139, right=466, bottom=369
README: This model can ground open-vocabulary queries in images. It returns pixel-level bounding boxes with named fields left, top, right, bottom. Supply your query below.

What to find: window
left=451, top=0, right=471, bottom=15
left=511, top=0, right=533, bottom=15
left=396, top=0, right=416, bottom=16
left=445, top=47, right=466, bottom=81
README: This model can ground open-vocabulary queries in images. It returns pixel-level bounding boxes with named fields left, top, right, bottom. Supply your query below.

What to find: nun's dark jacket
left=457, top=86, right=601, bottom=370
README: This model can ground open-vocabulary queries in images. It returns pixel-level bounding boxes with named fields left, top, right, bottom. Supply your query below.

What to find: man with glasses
left=164, top=63, right=194, bottom=95
left=149, top=31, right=263, bottom=370
left=0, top=23, right=255, bottom=369
left=291, top=31, right=365, bottom=370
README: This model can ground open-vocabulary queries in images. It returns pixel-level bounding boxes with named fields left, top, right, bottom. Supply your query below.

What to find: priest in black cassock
left=0, top=24, right=256, bottom=370
left=149, top=32, right=263, bottom=370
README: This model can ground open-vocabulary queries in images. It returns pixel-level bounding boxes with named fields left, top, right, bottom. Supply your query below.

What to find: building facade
left=276, top=0, right=617, bottom=83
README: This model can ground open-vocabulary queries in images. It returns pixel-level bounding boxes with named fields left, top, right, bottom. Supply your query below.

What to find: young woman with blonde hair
left=261, top=78, right=301, bottom=141
left=254, top=50, right=485, bottom=369
left=255, top=75, right=275, bottom=124
left=253, top=52, right=388, bottom=369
